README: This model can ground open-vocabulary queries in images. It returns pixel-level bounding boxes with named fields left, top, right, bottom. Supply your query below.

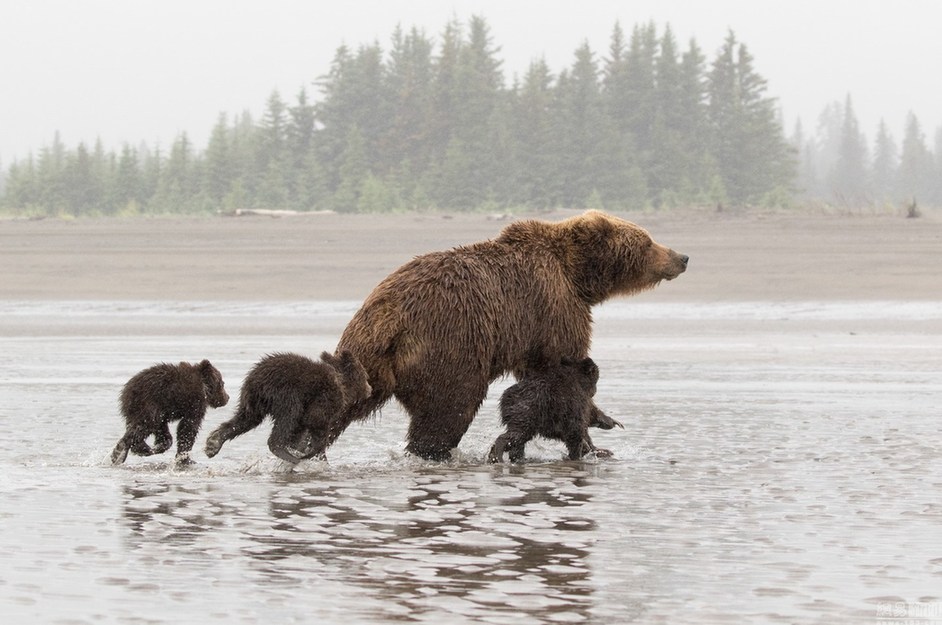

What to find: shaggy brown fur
left=111, top=360, right=229, bottom=465
left=330, top=210, right=688, bottom=460
left=203, top=351, right=370, bottom=464
left=488, top=357, right=621, bottom=463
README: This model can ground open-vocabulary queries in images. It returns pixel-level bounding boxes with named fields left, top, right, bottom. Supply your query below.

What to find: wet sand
left=2, top=208, right=941, bottom=302
left=1, top=210, right=941, bottom=624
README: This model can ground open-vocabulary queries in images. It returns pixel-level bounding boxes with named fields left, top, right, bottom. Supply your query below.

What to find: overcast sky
left=2, top=0, right=940, bottom=163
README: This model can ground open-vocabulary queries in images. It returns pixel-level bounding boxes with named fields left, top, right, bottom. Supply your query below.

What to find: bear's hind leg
left=205, top=405, right=265, bottom=458
left=507, top=438, right=527, bottom=463
left=152, top=422, right=173, bottom=455
left=401, top=382, right=488, bottom=461
left=267, top=399, right=306, bottom=464
left=488, top=431, right=530, bottom=464
left=111, top=427, right=153, bottom=465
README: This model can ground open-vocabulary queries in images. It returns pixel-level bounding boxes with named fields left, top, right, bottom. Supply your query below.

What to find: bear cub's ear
left=579, top=357, right=599, bottom=379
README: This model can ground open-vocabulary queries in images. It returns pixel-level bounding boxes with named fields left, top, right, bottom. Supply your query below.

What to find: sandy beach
left=2, top=208, right=941, bottom=303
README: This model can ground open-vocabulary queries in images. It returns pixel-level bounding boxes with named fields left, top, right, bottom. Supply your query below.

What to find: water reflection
left=117, top=465, right=609, bottom=621
left=255, top=465, right=600, bottom=621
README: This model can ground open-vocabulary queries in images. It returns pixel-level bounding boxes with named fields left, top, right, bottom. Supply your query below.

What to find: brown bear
left=326, top=210, right=687, bottom=461
left=488, top=356, right=623, bottom=463
left=111, top=359, right=229, bottom=465
left=203, top=351, right=371, bottom=464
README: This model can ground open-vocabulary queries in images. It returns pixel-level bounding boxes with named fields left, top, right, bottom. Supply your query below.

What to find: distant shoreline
left=1, top=209, right=939, bottom=303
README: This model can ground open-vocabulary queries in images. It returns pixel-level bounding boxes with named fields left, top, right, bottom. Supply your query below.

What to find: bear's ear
left=320, top=351, right=338, bottom=366
left=198, top=359, right=212, bottom=371
left=580, top=358, right=599, bottom=379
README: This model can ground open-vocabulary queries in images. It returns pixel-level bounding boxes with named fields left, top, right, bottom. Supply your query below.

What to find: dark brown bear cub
left=203, top=351, right=371, bottom=464
left=111, top=360, right=229, bottom=465
left=488, top=357, right=622, bottom=463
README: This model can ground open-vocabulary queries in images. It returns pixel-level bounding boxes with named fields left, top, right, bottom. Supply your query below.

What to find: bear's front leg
left=589, top=404, right=624, bottom=430
left=174, top=414, right=204, bottom=465
left=487, top=433, right=511, bottom=463
left=566, top=433, right=613, bottom=460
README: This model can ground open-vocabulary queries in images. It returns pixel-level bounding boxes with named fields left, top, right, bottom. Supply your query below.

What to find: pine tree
left=555, top=42, right=606, bottom=206
left=707, top=31, right=793, bottom=205
left=256, top=91, right=289, bottom=208
left=898, top=112, right=933, bottom=205
left=430, top=19, right=464, bottom=165
left=512, top=58, right=557, bottom=207
left=63, top=143, right=97, bottom=215
left=871, top=119, right=897, bottom=206
left=1, top=156, right=38, bottom=213
left=286, top=88, right=324, bottom=210
left=331, top=125, right=368, bottom=212
left=450, top=15, right=505, bottom=208
left=648, top=25, right=686, bottom=203
left=383, top=26, right=435, bottom=174
left=154, top=133, right=195, bottom=213
left=828, top=94, right=869, bottom=206
left=676, top=37, right=715, bottom=202
left=203, top=113, right=232, bottom=208
left=598, top=22, right=647, bottom=208
left=316, top=42, right=389, bottom=193
left=114, top=143, right=142, bottom=214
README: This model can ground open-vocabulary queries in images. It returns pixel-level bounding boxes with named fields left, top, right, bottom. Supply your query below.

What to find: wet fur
left=111, top=360, right=229, bottom=465
left=203, top=351, right=370, bottom=464
left=332, top=210, right=687, bottom=460
left=488, top=357, right=618, bottom=463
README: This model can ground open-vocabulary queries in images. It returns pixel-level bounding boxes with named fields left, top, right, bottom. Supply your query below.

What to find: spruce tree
left=707, top=31, right=793, bottom=205
left=555, top=42, right=605, bottom=206
left=898, top=112, right=933, bottom=205
left=828, top=94, right=869, bottom=206
left=203, top=113, right=232, bottom=208
left=513, top=58, right=557, bottom=207
left=871, top=119, right=897, bottom=206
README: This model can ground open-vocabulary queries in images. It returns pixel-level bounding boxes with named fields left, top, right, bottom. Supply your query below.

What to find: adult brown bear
left=317, top=210, right=687, bottom=461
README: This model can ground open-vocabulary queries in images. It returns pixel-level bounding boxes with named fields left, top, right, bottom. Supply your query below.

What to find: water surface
left=1, top=301, right=940, bottom=623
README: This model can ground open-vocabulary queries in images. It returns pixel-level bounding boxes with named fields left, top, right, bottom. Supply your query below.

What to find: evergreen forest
left=1, top=17, right=939, bottom=217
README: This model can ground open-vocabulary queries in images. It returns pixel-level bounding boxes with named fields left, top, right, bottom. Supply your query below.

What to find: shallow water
left=1, top=301, right=941, bottom=624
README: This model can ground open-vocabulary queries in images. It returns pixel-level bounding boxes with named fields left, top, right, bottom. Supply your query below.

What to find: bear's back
left=121, top=362, right=202, bottom=419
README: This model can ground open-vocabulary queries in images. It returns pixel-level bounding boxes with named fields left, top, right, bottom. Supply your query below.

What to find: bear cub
left=204, top=351, right=371, bottom=464
left=111, top=359, right=229, bottom=465
left=488, top=357, right=622, bottom=463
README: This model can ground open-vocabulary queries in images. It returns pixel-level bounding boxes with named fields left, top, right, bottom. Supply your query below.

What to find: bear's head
left=198, top=359, right=230, bottom=408
left=561, top=356, right=600, bottom=396
left=549, top=210, right=688, bottom=304
left=322, top=350, right=372, bottom=407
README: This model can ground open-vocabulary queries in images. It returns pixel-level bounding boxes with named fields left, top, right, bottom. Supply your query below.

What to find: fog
left=2, top=0, right=941, bottom=163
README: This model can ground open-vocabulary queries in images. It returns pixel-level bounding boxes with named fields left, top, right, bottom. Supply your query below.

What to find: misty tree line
left=792, top=96, right=942, bottom=209
left=3, top=16, right=929, bottom=217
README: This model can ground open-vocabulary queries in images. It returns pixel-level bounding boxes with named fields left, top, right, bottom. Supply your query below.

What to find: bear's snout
left=664, top=250, right=688, bottom=280
left=650, top=243, right=688, bottom=281
left=210, top=389, right=230, bottom=408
